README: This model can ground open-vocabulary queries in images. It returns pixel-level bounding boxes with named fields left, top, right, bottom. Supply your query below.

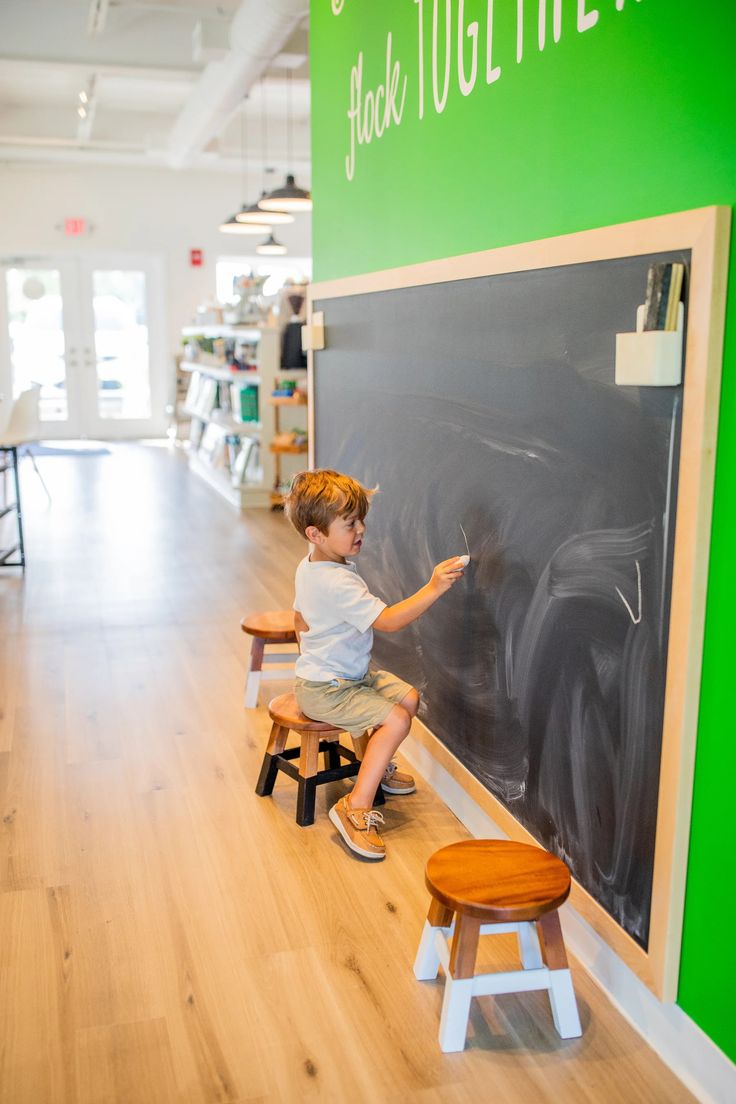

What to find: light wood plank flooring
left=0, top=444, right=695, bottom=1103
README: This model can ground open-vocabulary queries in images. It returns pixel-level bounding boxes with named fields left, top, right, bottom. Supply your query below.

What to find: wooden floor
left=0, top=444, right=695, bottom=1104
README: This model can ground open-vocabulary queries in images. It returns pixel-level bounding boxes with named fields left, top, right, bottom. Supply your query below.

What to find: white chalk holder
left=301, top=310, right=325, bottom=352
left=614, top=301, right=684, bottom=386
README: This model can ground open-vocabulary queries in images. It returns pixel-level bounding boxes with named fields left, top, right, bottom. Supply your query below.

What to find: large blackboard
left=314, top=250, right=690, bottom=949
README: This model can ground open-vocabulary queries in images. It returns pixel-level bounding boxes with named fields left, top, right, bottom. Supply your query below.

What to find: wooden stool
left=413, top=839, right=582, bottom=1052
left=240, top=610, right=299, bottom=708
left=255, top=692, right=385, bottom=826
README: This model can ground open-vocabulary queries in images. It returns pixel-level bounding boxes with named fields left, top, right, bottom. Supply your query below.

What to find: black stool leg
left=325, top=740, right=341, bottom=771
left=372, top=785, right=386, bottom=807
left=296, top=776, right=317, bottom=826
left=255, top=723, right=289, bottom=797
left=255, top=753, right=279, bottom=797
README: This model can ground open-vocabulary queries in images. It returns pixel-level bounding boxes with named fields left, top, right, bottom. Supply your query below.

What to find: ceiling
left=0, top=0, right=311, bottom=179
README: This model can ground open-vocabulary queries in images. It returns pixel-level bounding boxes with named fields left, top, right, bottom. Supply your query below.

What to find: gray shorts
left=295, top=668, right=414, bottom=735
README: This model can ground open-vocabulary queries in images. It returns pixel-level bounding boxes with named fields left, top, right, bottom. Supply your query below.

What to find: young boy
left=284, top=469, right=465, bottom=861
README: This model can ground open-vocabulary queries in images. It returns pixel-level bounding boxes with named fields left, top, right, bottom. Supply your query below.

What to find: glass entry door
left=1, top=254, right=166, bottom=439
left=3, top=260, right=78, bottom=429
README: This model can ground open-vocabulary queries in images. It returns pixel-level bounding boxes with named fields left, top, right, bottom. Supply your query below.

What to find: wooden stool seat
left=240, top=610, right=297, bottom=643
left=240, top=610, right=298, bottom=708
left=255, top=692, right=384, bottom=826
left=426, top=839, right=571, bottom=922
left=267, top=692, right=340, bottom=732
left=414, top=839, right=582, bottom=1052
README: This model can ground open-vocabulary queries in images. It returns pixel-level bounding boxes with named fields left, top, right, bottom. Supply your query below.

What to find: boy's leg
left=400, top=687, right=419, bottom=718
left=350, top=704, right=412, bottom=809
left=371, top=687, right=419, bottom=796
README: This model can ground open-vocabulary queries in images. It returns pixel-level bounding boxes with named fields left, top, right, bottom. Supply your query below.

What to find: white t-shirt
left=293, top=555, right=386, bottom=681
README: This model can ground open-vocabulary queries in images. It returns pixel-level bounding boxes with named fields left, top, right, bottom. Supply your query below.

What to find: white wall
left=0, top=161, right=312, bottom=358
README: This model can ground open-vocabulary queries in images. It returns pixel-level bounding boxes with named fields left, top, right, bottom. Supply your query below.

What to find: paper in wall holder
left=615, top=302, right=684, bottom=386
left=301, top=310, right=325, bottom=352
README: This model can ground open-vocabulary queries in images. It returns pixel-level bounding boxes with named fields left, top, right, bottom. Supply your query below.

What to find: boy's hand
left=373, top=557, right=466, bottom=633
left=430, top=557, right=466, bottom=594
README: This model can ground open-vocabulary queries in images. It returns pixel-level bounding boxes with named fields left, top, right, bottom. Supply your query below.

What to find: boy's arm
left=372, top=557, right=465, bottom=633
left=294, top=609, right=309, bottom=647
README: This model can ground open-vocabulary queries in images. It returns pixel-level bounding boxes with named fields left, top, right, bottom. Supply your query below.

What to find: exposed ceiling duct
left=166, top=0, right=308, bottom=169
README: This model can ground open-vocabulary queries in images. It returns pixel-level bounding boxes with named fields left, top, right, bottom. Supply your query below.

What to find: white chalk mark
left=460, top=523, right=470, bottom=558
left=615, top=560, right=642, bottom=625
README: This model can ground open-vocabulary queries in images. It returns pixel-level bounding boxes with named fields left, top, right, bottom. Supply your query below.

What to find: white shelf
left=181, top=325, right=267, bottom=339
left=180, top=363, right=261, bottom=385
left=184, top=406, right=262, bottom=434
left=181, top=324, right=307, bottom=510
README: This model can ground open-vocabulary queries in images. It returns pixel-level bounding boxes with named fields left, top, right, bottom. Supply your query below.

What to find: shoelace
left=362, top=810, right=385, bottom=831
left=384, top=762, right=397, bottom=778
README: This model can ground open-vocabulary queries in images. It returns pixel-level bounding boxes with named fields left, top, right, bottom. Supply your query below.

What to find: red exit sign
left=64, top=217, right=88, bottom=237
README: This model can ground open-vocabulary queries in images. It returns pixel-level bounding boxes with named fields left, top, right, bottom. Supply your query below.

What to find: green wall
left=310, top=0, right=735, bottom=1061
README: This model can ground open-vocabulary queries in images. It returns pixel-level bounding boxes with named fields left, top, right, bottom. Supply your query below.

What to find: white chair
left=0, top=385, right=49, bottom=568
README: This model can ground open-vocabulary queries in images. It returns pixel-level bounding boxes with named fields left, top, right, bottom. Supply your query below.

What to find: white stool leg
left=439, top=975, right=474, bottom=1052
left=414, top=921, right=442, bottom=980
left=244, top=637, right=265, bottom=708
left=548, top=969, right=582, bottom=1038
left=244, top=669, right=262, bottom=708
left=517, top=921, right=544, bottom=969
left=538, top=911, right=582, bottom=1039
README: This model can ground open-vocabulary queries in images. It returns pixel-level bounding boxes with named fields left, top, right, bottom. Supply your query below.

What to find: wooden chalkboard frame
left=307, top=207, right=731, bottom=1000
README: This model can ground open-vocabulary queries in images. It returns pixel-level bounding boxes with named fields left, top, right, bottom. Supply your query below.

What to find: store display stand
left=269, top=392, right=308, bottom=509
left=180, top=326, right=280, bottom=508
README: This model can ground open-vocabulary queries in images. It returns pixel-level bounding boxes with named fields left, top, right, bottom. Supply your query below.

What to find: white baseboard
left=402, top=733, right=736, bottom=1104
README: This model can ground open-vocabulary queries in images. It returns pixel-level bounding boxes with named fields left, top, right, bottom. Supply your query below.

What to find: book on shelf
left=232, top=437, right=260, bottom=485
left=188, top=417, right=205, bottom=449
left=199, top=422, right=228, bottom=466
left=185, top=376, right=217, bottom=419
left=184, top=370, right=202, bottom=410
left=230, top=383, right=259, bottom=423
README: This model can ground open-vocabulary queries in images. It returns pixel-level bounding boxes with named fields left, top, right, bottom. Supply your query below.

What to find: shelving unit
left=180, top=326, right=281, bottom=508
left=269, top=393, right=309, bottom=509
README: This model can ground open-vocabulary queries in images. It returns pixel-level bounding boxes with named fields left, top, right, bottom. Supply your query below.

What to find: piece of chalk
left=457, top=554, right=470, bottom=566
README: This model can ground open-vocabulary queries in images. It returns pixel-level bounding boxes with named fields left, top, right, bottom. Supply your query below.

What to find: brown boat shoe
left=381, top=761, right=416, bottom=795
left=329, top=796, right=386, bottom=860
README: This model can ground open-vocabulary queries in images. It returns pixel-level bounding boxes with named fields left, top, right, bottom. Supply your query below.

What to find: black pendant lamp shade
left=258, top=173, right=312, bottom=213
left=256, top=233, right=287, bottom=255
left=219, top=204, right=271, bottom=234
left=236, top=193, right=294, bottom=226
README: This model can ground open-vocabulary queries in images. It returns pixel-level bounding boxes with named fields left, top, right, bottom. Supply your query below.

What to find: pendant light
left=237, top=81, right=294, bottom=226
left=256, top=233, right=287, bottom=256
left=219, top=97, right=271, bottom=235
left=219, top=207, right=270, bottom=234
left=236, top=192, right=293, bottom=226
left=258, top=173, right=311, bottom=213
left=258, top=70, right=312, bottom=214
